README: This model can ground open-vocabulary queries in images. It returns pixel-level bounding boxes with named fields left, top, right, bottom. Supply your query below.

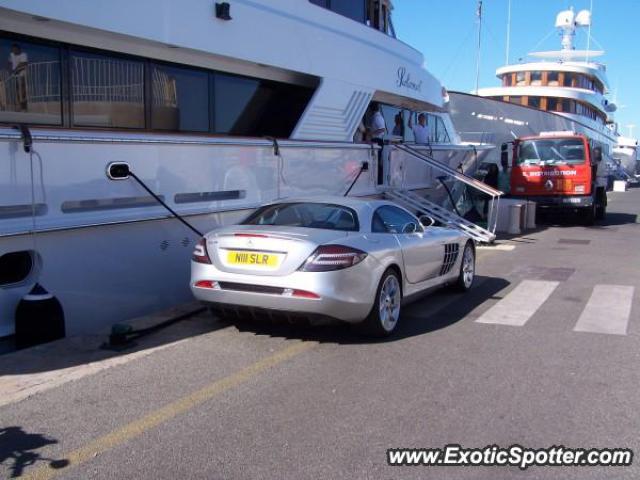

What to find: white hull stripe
left=476, top=280, right=559, bottom=326
left=573, top=285, right=634, bottom=335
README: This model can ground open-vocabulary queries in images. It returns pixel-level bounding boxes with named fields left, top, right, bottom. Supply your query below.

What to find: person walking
left=498, top=156, right=511, bottom=195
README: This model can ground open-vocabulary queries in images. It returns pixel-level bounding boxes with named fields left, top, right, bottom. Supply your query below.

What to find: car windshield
left=517, top=138, right=585, bottom=166
left=241, top=202, right=359, bottom=231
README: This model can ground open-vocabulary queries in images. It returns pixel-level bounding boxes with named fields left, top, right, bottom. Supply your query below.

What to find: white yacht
left=0, top=0, right=491, bottom=337
left=613, top=136, right=639, bottom=179
left=449, top=7, right=632, bottom=173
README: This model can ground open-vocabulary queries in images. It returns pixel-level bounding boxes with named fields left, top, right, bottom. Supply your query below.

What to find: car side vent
left=439, top=244, right=459, bottom=276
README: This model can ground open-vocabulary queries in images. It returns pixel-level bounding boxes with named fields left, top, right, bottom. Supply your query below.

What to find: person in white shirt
left=369, top=103, right=387, bottom=141
left=8, top=43, right=29, bottom=111
left=408, top=112, right=429, bottom=144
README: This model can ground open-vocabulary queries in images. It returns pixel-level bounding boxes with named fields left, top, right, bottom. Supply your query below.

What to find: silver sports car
left=190, top=196, right=475, bottom=336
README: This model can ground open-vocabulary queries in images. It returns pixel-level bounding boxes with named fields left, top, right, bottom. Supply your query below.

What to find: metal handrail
left=393, top=143, right=503, bottom=197
left=391, top=143, right=502, bottom=234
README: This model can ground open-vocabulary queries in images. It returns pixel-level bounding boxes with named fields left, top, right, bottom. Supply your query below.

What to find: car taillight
left=300, top=245, right=367, bottom=272
left=574, top=183, right=586, bottom=193
left=192, top=238, right=212, bottom=264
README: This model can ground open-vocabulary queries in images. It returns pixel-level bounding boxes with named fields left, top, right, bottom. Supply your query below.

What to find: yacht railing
left=71, top=57, right=144, bottom=104
left=151, top=69, right=178, bottom=108
left=0, top=61, right=61, bottom=110
left=0, top=59, right=179, bottom=111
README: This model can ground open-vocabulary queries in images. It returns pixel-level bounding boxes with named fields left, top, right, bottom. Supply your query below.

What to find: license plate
left=226, top=251, right=279, bottom=267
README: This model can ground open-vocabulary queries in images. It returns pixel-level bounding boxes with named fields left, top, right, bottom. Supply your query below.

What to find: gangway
left=385, top=143, right=503, bottom=243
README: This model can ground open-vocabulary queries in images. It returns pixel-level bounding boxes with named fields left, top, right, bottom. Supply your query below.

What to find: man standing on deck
left=408, top=112, right=429, bottom=144
left=368, top=102, right=387, bottom=184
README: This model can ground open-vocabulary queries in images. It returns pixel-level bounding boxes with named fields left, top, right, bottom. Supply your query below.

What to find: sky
left=393, top=0, right=640, bottom=137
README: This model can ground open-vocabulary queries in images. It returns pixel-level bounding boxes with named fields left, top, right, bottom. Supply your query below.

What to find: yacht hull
left=0, top=129, right=487, bottom=336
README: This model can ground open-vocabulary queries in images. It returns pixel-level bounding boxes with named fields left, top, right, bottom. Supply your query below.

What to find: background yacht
left=448, top=7, right=635, bottom=176
left=0, top=0, right=491, bottom=338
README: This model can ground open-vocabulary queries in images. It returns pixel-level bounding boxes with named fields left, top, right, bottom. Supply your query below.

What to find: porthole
left=0, top=251, right=39, bottom=286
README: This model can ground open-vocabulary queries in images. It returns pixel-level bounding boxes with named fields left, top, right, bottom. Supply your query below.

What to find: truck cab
left=507, top=131, right=607, bottom=223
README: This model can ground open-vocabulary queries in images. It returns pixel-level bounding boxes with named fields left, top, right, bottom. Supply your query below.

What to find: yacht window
left=563, top=73, right=573, bottom=87
left=595, top=80, right=603, bottom=94
left=380, top=104, right=403, bottom=139
left=0, top=37, right=62, bottom=125
left=528, top=96, right=541, bottom=109
left=502, top=75, right=512, bottom=87
left=427, top=114, right=437, bottom=142
left=214, top=74, right=313, bottom=138
left=509, top=96, right=522, bottom=105
left=547, top=71, right=559, bottom=86
left=309, top=0, right=366, bottom=23
left=151, top=64, right=209, bottom=132
left=546, top=97, right=558, bottom=111
left=70, top=50, right=144, bottom=128
left=434, top=116, right=450, bottom=143
left=562, top=99, right=575, bottom=113
left=214, top=74, right=259, bottom=135
left=331, top=0, right=366, bottom=22
left=516, top=72, right=526, bottom=86
left=530, top=71, right=542, bottom=85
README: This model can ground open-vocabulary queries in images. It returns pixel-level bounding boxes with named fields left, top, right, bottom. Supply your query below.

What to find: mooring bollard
left=508, top=204, right=522, bottom=235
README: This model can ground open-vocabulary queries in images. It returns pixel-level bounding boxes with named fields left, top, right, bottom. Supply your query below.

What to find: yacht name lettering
left=522, top=170, right=578, bottom=177
left=397, top=67, right=422, bottom=92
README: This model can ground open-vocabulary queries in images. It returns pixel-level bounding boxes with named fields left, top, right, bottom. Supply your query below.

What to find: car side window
left=372, top=206, right=421, bottom=234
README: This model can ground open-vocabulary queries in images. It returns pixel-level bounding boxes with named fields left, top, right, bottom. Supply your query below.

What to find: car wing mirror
left=418, top=215, right=435, bottom=228
left=402, top=222, right=418, bottom=234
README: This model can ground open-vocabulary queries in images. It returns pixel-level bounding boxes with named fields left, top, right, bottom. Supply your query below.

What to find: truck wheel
left=595, top=190, right=606, bottom=220
left=582, top=203, right=596, bottom=225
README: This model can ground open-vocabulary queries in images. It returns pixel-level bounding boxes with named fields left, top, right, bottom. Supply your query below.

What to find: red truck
left=505, top=131, right=608, bottom=224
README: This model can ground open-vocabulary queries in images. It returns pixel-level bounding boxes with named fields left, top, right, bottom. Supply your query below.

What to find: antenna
left=585, top=0, right=593, bottom=61
left=475, top=0, right=482, bottom=93
left=505, top=0, right=511, bottom=65
left=627, top=124, right=636, bottom=138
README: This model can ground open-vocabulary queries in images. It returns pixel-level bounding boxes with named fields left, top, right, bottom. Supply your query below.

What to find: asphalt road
left=2, top=188, right=640, bottom=480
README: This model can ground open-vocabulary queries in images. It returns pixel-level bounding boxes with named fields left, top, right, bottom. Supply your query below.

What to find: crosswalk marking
left=573, top=285, right=635, bottom=336
left=477, top=244, right=516, bottom=251
left=475, top=280, right=559, bottom=326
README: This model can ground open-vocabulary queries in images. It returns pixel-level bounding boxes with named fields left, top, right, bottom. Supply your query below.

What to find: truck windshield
left=517, top=138, right=585, bottom=166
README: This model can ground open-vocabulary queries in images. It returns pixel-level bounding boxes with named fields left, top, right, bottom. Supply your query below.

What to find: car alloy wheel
left=452, top=242, right=475, bottom=292
left=378, top=273, right=401, bottom=333
left=462, top=245, right=475, bottom=289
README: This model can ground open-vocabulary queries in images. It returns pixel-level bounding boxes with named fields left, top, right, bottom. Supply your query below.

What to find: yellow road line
left=24, top=341, right=316, bottom=480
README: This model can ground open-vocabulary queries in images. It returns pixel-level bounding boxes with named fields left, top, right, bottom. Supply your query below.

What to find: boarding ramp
left=386, top=143, right=503, bottom=243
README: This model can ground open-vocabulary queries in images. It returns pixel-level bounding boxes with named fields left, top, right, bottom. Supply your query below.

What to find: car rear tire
left=360, top=269, right=402, bottom=337
left=452, top=242, right=475, bottom=292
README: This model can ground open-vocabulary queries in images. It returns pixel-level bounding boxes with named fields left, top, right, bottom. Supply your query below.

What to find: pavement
left=1, top=187, right=639, bottom=479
